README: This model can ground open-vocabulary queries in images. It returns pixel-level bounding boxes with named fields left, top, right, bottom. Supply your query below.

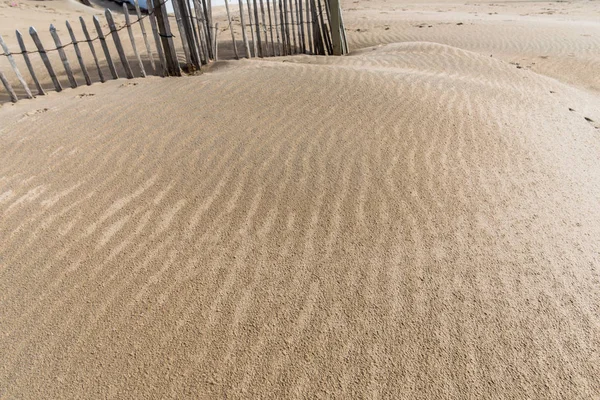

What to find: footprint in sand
left=119, top=82, right=139, bottom=88
left=76, top=93, right=95, bottom=98
left=19, top=108, right=49, bottom=122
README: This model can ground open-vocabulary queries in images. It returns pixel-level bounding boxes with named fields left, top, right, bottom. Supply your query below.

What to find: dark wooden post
left=152, top=0, right=181, bottom=76
left=329, top=0, right=343, bottom=55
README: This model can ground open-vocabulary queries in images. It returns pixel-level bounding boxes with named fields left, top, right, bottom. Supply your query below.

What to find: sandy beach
left=1, top=0, right=600, bottom=398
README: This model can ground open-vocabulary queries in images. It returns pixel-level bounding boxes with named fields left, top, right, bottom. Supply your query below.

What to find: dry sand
left=1, top=0, right=600, bottom=398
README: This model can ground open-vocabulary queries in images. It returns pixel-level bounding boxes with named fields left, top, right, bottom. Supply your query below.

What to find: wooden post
left=326, top=0, right=341, bottom=55
left=282, top=0, right=291, bottom=54
left=15, top=30, right=45, bottom=95
left=171, top=0, right=193, bottom=68
left=146, top=0, right=167, bottom=76
left=80, top=17, right=105, bottom=82
left=66, top=21, right=92, bottom=85
left=264, top=0, right=275, bottom=56
left=251, top=0, right=263, bottom=57
left=93, top=16, right=119, bottom=79
left=200, top=0, right=213, bottom=59
left=152, top=0, right=181, bottom=76
left=49, top=24, right=77, bottom=89
left=237, top=0, right=251, bottom=58
left=278, top=0, right=287, bottom=55
left=297, top=0, right=305, bottom=53
left=246, top=0, right=258, bottom=57
left=134, top=0, right=155, bottom=72
left=288, top=0, right=297, bottom=54
left=193, top=0, right=209, bottom=64
left=305, top=0, right=313, bottom=54
left=105, top=9, right=134, bottom=79
left=258, top=0, right=270, bottom=56
left=180, top=0, right=202, bottom=69
left=213, top=22, right=219, bottom=61
left=0, top=67, right=18, bottom=102
left=272, top=0, right=281, bottom=56
left=223, top=0, right=239, bottom=59
left=123, top=4, right=146, bottom=77
left=29, top=27, right=62, bottom=92
left=0, top=35, right=33, bottom=98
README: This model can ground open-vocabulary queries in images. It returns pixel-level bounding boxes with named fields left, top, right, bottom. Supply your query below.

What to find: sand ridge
left=2, top=0, right=600, bottom=398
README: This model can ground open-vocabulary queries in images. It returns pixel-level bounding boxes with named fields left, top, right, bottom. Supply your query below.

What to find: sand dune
left=2, top=0, right=600, bottom=398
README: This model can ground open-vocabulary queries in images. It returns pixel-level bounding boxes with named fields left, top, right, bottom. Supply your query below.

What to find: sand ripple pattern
left=1, top=43, right=600, bottom=398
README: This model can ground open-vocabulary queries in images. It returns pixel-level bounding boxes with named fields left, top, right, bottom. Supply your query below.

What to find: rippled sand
left=1, top=0, right=600, bottom=398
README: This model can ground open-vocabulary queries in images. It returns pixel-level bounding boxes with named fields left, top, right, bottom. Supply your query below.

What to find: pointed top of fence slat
left=29, top=26, right=37, bottom=34
left=50, top=24, right=56, bottom=31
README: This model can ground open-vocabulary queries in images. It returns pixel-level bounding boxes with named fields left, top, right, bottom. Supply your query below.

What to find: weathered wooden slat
left=171, top=0, right=193, bottom=68
left=272, top=0, right=281, bottom=56
left=123, top=4, right=146, bottom=77
left=193, top=0, right=209, bottom=65
left=29, top=27, right=62, bottom=92
left=65, top=21, right=92, bottom=86
left=0, top=35, right=33, bottom=98
left=316, top=0, right=331, bottom=54
left=49, top=24, right=77, bottom=89
left=200, top=0, right=213, bottom=59
left=93, top=16, right=119, bottom=79
left=192, top=0, right=209, bottom=64
left=80, top=17, right=105, bottom=82
left=288, top=0, right=297, bottom=54
left=258, top=0, right=270, bottom=56
left=223, top=0, right=239, bottom=59
left=15, top=30, right=45, bottom=95
left=105, top=9, right=134, bottom=79
left=146, top=0, right=167, bottom=76
left=153, top=0, right=181, bottom=75
left=213, top=22, right=219, bottom=61
left=278, top=0, right=287, bottom=55
left=282, top=0, right=291, bottom=54
left=267, top=0, right=278, bottom=56
left=251, top=0, right=263, bottom=57
left=297, top=0, right=305, bottom=53
left=237, top=0, right=251, bottom=58
left=0, top=67, right=18, bottom=102
left=134, top=0, right=156, bottom=72
left=182, top=0, right=203, bottom=68
left=305, top=0, right=313, bottom=54
left=246, top=0, right=258, bottom=57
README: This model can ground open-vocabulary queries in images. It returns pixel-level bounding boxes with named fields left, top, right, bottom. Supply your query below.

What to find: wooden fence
left=0, top=0, right=347, bottom=104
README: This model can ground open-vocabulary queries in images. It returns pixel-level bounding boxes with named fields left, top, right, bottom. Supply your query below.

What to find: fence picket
left=66, top=21, right=92, bottom=86
left=237, top=0, right=251, bottom=58
left=223, top=0, right=239, bottom=59
left=134, top=0, right=156, bottom=72
left=213, top=23, right=219, bottom=61
left=15, top=30, right=45, bottom=95
left=246, top=0, right=257, bottom=57
left=0, top=35, right=33, bottom=98
left=79, top=17, right=105, bottom=83
left=0, top=67, right=18, bottom=102
left=123, top=5, right=146, bottom=77
left=272, top=0, right=280, bottom=56
left=93, top=16, right=119, bottom=79
left=105, top=10, right=134, bottom=79
left=29, top=27, right=62, bottom=92
left=146, top=0, right=167, bottom=76
left=49, top=24, right=77, bottom=89
left=258, top=0, right=270, bottom=56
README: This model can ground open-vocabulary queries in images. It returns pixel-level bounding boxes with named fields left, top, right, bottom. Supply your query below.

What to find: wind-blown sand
left=1, top=0, right=600, bottom=398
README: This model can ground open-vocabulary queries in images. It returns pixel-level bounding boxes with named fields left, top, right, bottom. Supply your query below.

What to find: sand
left=1, top=0, right=600, bottom=398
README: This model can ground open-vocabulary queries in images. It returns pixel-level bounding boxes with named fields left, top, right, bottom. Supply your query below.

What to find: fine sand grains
left=1, top=0, right=600, bottom=399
